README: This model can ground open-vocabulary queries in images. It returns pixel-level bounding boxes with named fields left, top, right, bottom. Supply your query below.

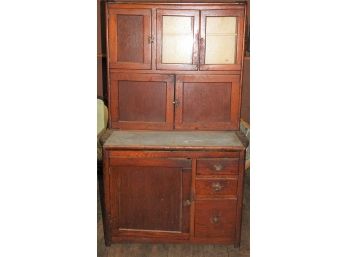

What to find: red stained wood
left=197, top=158, right=239, bottom=175
left=194, top=200, right=237, bottom=239
left=175, top=75, right=241, bottom=130
left=118, top=80, right=167, bottom=122
left=109, top=72, right=174, bottom=130
left=117, top=15, right=144, bottom=63
left=102, top=1, right=247, bottom=248
left=109, top=157, right=192, bottom=238
left=195, top=178, right=238, bottom=198
left=108, top=8, right=152, bottom=69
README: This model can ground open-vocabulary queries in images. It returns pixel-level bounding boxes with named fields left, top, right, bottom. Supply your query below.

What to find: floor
left=97, top=169, right=250, bottom=257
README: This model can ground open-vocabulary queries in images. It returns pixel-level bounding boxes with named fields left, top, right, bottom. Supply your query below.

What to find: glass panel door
left=200, top=9, right=245, bottom=71
left=157, top=9, right=199, bottom=70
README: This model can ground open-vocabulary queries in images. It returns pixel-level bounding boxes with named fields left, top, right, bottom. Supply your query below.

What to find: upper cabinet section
left=200, top=9, right=245, bottom=70
left=156, top=9, right=199, bottom=70
left=107, top=3, right=245, bottom=71
left=108, top=7, right=152, bottom=69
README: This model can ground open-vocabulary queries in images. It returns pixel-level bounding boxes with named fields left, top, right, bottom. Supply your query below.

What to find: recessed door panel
left=118, top=81, right=167, bottom=122
left=182, top=82, right=232, bottom=123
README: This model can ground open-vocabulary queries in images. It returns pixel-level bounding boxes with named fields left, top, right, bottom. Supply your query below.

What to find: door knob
left=183, top=199, right=191, bottom=206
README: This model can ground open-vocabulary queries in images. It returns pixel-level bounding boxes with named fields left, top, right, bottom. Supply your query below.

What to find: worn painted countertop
left=103, top=130, right=245, bottom=151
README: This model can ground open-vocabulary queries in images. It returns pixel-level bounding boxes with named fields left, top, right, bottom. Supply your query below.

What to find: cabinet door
left=108, top=7, right=152, bottom=69
left=156, top=9, right=199, bottom=70
left=108, top=157, right=192, bottom=239
left=200, top=9, right=245, bottom=71
left=175, top=75, right=241, bottom=130
left=109, top=73, right=174, bottom=130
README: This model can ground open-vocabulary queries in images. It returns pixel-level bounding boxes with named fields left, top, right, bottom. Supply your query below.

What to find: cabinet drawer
left=195, top=178, right=238, bottom=197
left=194, top=200, right=236, bottom=239
left=197, top=158, right=239, bottom=175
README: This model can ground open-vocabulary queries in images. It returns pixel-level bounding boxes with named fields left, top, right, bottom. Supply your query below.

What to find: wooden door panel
left=175, top=75, right=241, bottom=130
left=118, top=166, right=182, bottom=231
left=109, top=73, right=174, bottom=130
left=108, top=8, right=152, bottom=69
left=156, top=9, right=199, bottom=70
left=109, top=158, right=192, bottom=237
left=200, top=9, right=245, bottom=71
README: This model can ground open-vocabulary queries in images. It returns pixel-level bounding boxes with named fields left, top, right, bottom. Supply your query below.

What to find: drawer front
left=195, top=178, right=238, bottom=197
left=197, top=158, right=239, bottom=175
left=194, top=200, right=237, bottom=239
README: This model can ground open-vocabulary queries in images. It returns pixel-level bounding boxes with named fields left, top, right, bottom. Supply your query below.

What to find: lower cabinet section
left=102, top=150, right=245, bottom=246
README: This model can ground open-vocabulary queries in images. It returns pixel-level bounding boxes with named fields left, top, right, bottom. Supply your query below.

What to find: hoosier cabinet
left=102, top=0, right=247, bottom=247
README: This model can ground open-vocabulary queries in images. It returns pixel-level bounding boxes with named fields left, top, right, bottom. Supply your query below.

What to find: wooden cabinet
left=109, top=73, right=241, bottom=130
left=107, top=2, right=246, bottom=130
left=103, top=131, right=245, bottom=245
left=107, top=3, right=245, bottom=71
left=103, top=0, right=247, bottom=248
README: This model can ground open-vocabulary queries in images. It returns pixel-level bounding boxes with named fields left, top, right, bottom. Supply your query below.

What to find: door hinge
left=148, top=35, right=155, bottom=44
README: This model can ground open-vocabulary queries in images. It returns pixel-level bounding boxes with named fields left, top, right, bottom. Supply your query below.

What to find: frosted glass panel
left=162, top=16, right=193, bottom=64
left=205, top=17, right=237, bottom=64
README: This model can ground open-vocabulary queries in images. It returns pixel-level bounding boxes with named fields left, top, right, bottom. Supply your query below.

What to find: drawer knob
left=213, top=164, right=223, bottom=171
left=211, top=182, right=224, bottom=192
left=210, top=215, right=220, bottom=224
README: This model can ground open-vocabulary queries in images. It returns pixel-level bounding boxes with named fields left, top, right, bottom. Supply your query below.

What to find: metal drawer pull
left=211, top=182, right=224, bottom=192
left=210, top=215, right=220, bottom=224
left=213, top=164, right=223, bottom=171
